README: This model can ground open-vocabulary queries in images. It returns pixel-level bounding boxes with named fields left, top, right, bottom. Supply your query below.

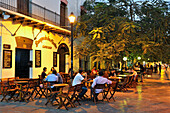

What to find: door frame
left=57, top=43, right=69, bottom=72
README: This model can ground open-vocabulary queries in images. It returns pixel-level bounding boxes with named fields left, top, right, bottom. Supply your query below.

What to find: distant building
left=0, top=0, right=86, bottom=79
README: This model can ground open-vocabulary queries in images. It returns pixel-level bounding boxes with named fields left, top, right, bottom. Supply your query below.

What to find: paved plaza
left=0, top=69, right=170, bottom=113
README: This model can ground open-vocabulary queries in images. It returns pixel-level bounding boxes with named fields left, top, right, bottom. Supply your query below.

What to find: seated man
left=72, top=70, right=87, bottom=99
left=45, top=70, right=58, bottom=91
left=91, top=71, right=112, bottom=101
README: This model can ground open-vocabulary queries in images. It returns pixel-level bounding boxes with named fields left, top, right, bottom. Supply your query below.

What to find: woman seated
left=41, top=67, right=47, bottom=79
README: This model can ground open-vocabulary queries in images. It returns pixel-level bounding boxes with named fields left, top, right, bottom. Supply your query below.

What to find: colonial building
left=0, top=0, right=86, bottom=79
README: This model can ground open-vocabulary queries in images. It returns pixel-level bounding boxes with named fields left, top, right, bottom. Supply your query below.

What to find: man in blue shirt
left=45, top=70, right=58, bottom=91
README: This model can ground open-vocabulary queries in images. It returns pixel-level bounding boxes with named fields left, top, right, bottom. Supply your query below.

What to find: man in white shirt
left=72, top=70, right=87, bottom=99
left=45, top=70, right=58, bottom=90
left=91, top=71, right=112, bottom=101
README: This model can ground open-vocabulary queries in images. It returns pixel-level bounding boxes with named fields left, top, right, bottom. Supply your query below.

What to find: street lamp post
left=123, top=57, right=127, bottom=70
left=68, top=12, right=76, bottom=81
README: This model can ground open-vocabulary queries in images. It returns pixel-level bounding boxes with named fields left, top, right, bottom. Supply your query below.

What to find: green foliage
left=74, top=0, right=170, bottom=68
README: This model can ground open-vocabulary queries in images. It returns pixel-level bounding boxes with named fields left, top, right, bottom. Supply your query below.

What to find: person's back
left=46, top=74, right=58, bottom=82
left=72, top=70, right=87, bottom=99
left=45, top=70, right=58, bottom=90
left=45, top=70, right=58, bottom=82
left=92, top=71, right=112, bottom=93
left=56, top=73, right=63, bottom=84
left=72, top=72, right=84, bottom=86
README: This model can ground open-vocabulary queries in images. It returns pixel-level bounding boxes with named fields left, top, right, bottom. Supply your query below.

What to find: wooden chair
left=0, top=81, right=19, bottom=102
left=20, top=79, right=36, bottom=102
left=72, top=84, right=83, bottom=105
left=57, top=85, right=76, bottom=110
left=43, top=81, right=59, bottom=106
left=117, top=77, right=129, bottom=92
left=108, top=81, right=119, bottom=101
left=92, top=83, right=110, bottom=104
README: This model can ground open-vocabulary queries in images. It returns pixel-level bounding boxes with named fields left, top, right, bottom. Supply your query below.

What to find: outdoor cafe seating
left=0, top=71, right=139, bottom=110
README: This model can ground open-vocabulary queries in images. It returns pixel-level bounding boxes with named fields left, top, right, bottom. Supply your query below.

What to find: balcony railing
left=0, top=0, right=68, bottom=29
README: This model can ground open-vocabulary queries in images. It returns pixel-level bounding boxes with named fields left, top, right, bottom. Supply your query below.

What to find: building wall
left=32, top=0, right=60, bottom=14
left=67, top=0, right=86, bottom=18
left=31, top=0, right=86, bottom=18
left=0, top=20, right=79, bottom=78
left=0, top=0, right=86, bottom=79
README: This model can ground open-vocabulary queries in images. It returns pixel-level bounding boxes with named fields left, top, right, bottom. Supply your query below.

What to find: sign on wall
left=35, top=50, right=41, bottom=67
left=15, top=37, right=33, bottom=50
left=53, top=52, right=57, bottom=67
left=3, top=44, right=11, bottom=49
left=3, top=50, right=12, bottom=68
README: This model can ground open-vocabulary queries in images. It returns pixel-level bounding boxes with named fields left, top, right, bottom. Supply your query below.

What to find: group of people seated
left=72, top=69, right=113, bottom=101
left=40, top=67, right=63, bottom=91
left=40, top=66, right=138, bottom=101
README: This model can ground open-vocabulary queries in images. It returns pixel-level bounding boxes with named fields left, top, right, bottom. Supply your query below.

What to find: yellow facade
left=0, top=20, right=79, bottom=78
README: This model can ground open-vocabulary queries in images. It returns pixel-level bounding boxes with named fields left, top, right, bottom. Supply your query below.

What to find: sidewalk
left=0, top=70, right=170, bottom=113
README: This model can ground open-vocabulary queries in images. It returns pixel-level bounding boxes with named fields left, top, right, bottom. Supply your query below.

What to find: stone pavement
left=0, top=69, right=170, bottom=113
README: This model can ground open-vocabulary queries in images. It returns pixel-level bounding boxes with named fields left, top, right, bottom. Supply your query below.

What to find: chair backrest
left=1, top=78, right=8, bottom=82
left=42, top=81, right=57, bottom=93
left=0, top=81, right=9, bottom=93
left=74, top=84, right=83, bottom=92
left=94, top=83, right=107, bottom=89
left=8, top=80, right=17, bottom=89
left=109, top=81, right=118, bottom=90
left=27, top=79, right=37, bottom=88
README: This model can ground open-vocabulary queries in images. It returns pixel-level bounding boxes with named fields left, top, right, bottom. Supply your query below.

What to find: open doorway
left=57, top=43, right=69, bottom=72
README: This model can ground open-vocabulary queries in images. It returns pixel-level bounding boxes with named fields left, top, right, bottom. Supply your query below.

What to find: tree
left=74, top=0, right=170, bottom=71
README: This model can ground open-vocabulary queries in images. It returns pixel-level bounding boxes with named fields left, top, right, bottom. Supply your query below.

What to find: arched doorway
left=57, top=43, right=69, bottom=72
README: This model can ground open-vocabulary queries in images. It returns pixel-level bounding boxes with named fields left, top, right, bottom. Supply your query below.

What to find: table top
left=62, top=73, right=69, bottom=75
left=53, top=84, right=68, bottom=87
left=117, top=75, right=132, bottom=77
left=15, top=78, right=30, bottom=81
left=86, top=80, right=93, bottom=83
left=14, top=81, right=28, bottom=84
left=109, top=77, right=123, bottom=80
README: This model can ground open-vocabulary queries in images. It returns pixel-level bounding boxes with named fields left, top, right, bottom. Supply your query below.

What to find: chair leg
left=45, top=96, right=52, bottom=105
left=1, top=94, right=8, bottom=102
left=67, top=97, right=75, bottom=108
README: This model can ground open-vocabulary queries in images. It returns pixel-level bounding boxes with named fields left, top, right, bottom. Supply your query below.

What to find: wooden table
left=14, top=81, right=28, bottom=101
left=15, top=78, right=30, bottom=81
left=53, top=84, right=69, bottom=109
left=117, top=75, right=132, bottom=77
left=109, top=77, right=122, bottom=80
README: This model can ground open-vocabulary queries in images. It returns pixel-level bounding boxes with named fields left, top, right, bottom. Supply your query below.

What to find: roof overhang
left=0, top=7, right=71, bottom=36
